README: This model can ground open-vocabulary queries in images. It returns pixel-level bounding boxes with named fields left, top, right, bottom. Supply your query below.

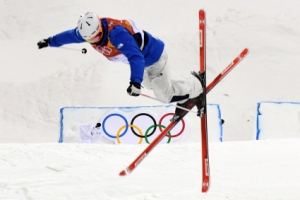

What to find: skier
left=37, top=12, right=204, bottom=116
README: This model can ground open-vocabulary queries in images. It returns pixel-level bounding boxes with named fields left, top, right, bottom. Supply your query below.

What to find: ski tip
left=241, top=48, right=249, bottom=56
left=199, top=9, right=205, bottom=19
left=119, top=169, right=128, bottom=176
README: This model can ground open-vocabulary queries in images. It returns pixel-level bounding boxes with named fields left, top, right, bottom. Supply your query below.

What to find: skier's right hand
left=37, top=38, right=49, bottom=49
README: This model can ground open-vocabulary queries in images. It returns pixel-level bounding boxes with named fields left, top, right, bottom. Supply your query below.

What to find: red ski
left=199, top=9, right=210, bottom=193
left=199, top=9, right=248, bottom=193
left=207, top=49, right=248, bottom=92
left=119, top=10, right=249, bottom=190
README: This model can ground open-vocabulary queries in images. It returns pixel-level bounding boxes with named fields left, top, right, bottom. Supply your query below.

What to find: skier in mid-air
left=37, top=12, right=204, bottom=117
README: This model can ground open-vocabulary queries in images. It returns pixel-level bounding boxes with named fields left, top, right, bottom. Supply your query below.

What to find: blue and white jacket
left=48, top=18, right=164, bottom=84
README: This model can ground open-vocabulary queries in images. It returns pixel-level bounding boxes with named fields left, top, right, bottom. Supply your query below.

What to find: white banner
left=59, top=104, right=223, bottom=144
left=256, top=102, right=300, bottom=140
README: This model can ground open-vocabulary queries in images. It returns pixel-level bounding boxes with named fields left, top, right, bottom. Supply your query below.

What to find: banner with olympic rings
left=100, top=108, right=189, bottom=144
left=59, top=104, right=223, bottom=144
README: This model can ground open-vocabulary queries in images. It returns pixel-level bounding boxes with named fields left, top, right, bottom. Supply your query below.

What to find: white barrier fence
left=256, top=102, right=300, bottom=140
left=59, top=104, right=223, bottom=144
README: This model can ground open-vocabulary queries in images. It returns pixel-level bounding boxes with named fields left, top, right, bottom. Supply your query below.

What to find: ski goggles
left=86, top=31, right=103, bottom=43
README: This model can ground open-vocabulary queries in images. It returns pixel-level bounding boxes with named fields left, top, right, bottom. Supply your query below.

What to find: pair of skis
left=119, top=10, right=248, bottom=194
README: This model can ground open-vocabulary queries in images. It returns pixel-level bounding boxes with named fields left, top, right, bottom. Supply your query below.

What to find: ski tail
left=119, top=102, right=194, bottom=176
left=119, top=121, right=177, bottom=176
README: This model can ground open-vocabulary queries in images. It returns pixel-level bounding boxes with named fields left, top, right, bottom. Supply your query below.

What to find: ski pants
left=142, top=49, right=203, bottom=103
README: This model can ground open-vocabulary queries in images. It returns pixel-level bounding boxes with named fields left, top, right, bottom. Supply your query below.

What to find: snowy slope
left=1, top=140, right=299, bottom=200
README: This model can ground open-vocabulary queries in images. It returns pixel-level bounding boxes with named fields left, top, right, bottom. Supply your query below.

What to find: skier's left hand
left=37, top=38, right=49, bottom=49
left=127, top=82, right=141, bottom=97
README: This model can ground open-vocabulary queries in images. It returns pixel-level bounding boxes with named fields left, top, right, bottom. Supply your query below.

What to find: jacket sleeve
left=109, top=26, right=145, bottom=84
left=48, top=28, right=86, bottom=47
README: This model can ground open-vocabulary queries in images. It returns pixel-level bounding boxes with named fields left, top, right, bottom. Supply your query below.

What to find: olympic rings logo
left=101, top=110, right=188, bottom=144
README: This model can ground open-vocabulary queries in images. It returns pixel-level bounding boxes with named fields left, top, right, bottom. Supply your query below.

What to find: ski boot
left=191, top=71, right=205, bottom=117
left=170, top=71, right=205, bottom=122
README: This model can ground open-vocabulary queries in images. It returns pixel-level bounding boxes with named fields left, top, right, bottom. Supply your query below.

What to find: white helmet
left=77, top=12, right=102, bottom=42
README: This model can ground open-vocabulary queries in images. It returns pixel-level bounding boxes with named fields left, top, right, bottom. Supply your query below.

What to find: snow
left=1, top=140, right=300, bottom=199
left=1, top=0, right=300, bottom=199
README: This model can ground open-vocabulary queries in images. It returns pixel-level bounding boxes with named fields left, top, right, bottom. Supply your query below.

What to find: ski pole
left=140, top=93, right=199, bottom=116
left=60, top=47, right=87, bottom=54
